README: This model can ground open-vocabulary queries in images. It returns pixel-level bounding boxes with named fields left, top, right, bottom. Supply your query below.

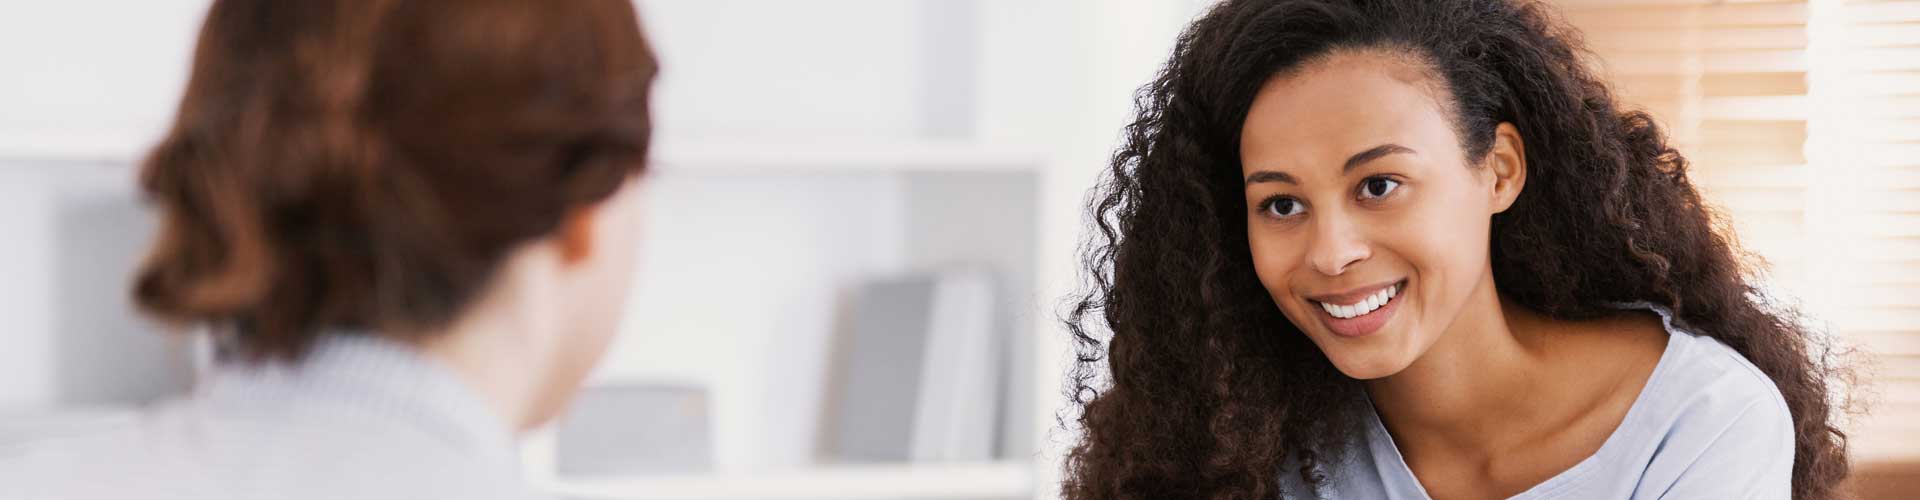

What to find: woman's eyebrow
left=1244, top=143, right=1416, bottom=186
left=1342, top=143, right=1415, bottom=173
left=1245, top=170, right=1298, bottom=185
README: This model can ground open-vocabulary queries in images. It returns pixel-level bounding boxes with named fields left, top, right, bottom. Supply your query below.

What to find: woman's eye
left=1263, top=197, right=1304, bottom=218
left=1359, top=177, right=1401, bottom=200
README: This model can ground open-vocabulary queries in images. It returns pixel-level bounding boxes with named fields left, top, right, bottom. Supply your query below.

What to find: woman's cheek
left=1249, top=231, right=1308, bottom=321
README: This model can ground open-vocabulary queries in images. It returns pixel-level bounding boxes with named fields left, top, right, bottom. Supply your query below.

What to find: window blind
left=1808, top=0, right=1920, bottom=461
left=1553, top=0, right=1920, bottom=461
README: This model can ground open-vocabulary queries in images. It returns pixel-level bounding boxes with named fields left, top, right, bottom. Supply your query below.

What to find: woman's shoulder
left=1643, top=309, right=1793, bottom=424
left=1587, top=302, right=1790, bottom=420
left=1555, top=302, right=1795, bottom=497
left=1620, top=322, right=1796, bottom=496
left=1656, top=333, right=1795, bottom=448
left=0, top=398, right=547, bottom=500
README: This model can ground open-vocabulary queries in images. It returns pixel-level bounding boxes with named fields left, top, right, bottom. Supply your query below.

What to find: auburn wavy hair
left=134, top=0, right=656, bottom=360
left=1061, top=0, right=1852, bottom=498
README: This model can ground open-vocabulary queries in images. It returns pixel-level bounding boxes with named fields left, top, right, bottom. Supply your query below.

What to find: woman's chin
left=1325, top=350, right=1416, bottom=381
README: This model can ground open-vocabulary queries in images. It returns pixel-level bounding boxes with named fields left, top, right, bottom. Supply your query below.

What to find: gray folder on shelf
left=824, top=270, right=1000, bottom=463
left=825, top=276, right=937, bottom=462
left=556, top=384, right=713, bottom=476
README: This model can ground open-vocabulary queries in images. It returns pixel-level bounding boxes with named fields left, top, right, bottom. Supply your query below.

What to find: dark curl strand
left=1060, top=1, right=1853, bottom=499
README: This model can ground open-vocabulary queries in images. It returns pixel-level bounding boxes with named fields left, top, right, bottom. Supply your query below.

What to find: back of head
left=135, top=0, right=658, bottom=361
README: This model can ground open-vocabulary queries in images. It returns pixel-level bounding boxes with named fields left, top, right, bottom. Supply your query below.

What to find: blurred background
left=0, top=0, right=1913, bottom=499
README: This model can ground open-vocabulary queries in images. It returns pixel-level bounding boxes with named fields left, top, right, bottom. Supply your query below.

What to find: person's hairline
left=1254, top=43, right=1481, bottom=165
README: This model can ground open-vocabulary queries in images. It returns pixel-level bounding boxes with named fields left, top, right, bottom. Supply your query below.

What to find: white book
left=910, top=270, right=999, bottom=462
left=825, top=276, right=937, bottom=462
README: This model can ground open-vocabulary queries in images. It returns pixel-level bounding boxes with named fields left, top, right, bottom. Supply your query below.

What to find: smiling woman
left=1061, top=0, right=1851, bottom=499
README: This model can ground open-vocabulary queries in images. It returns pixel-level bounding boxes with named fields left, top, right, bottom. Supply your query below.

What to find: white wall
left=0, top=0, right=205, bottom=159
left=640, top=0, right=933, bottom=142
left=0, top=0, right=946, bottom=154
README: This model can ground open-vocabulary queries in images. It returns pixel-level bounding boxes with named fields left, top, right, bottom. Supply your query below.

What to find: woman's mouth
left=1308, top=280, right=1405, bottom=338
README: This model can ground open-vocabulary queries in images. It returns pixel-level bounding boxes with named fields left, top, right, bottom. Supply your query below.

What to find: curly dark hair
left=1061, top=0, right=1853, bottom=498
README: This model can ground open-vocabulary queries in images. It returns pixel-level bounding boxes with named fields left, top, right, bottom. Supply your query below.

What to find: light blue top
left=1, top=334, right=545, bottom=500
left=1280, top=303, right=1796, bottom=499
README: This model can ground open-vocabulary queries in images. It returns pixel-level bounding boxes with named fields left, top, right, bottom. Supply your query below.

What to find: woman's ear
left=555, top=205, right=599, bottom=265
left=1486, top=122, right=1528, bottom=214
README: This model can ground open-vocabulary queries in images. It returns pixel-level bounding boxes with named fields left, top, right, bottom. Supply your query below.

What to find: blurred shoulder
left=0, top=402, right=547, bottom=500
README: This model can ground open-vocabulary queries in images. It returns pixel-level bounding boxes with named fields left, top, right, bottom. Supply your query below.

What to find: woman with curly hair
left=1062, top=0, right=1851, bottom=498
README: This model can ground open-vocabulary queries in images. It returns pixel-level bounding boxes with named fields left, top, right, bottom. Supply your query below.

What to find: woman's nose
left=1307, top=213, right=1371, bottom=276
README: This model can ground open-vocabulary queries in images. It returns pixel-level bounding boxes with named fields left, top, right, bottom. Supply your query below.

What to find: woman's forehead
left=1239, top=52, right=1458, bottom=173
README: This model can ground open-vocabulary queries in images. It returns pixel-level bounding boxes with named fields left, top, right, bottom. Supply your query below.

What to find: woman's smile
left=1306, top=279, right=1407, bottom=337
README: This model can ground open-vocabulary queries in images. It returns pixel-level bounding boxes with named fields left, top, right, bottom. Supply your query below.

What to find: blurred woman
left=1061, top=0, right=1850, bottom=498
left=4, top=1, right=655, bottom=498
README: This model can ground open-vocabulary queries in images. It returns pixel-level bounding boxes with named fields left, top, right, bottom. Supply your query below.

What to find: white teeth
left=1317, top=283, right=1400, bottom=319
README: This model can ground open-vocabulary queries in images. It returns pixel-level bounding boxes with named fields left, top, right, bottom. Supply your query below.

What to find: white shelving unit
left=523, top=137, right=1049, bottom=498
left=513, top=3, right=1079, bottom=497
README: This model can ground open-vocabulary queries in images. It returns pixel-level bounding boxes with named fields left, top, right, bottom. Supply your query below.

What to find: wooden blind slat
left=1820, top=73, right=1920, bottom=97
left=1833, top=48, right=1920, bottom=71
left=1564, top=4, right=1807, bottom=29
left=1693, top=164, right=1809, bottom=188
left=1585, top=27, right=1807, bottom=51
left=1842, top=2, right=1920, bottom=24
left=1605, top=50, right=1808, bottom=74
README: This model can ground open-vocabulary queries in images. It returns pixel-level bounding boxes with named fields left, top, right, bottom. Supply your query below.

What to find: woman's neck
left=413, top=254, right=564, bottom=434
left=1363, top=272, right=1555, bottom=455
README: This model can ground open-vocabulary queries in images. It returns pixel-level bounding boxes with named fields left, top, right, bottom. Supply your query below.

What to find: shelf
left=0, top=134, right=1048, bottom=175
left=649, top=140, right=1046, bottom=174
left=534, top=461, right=1034, bottom=500
left=0, top=407, right=141, bottom=443
left=0, top=129, right=157, bottom=165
